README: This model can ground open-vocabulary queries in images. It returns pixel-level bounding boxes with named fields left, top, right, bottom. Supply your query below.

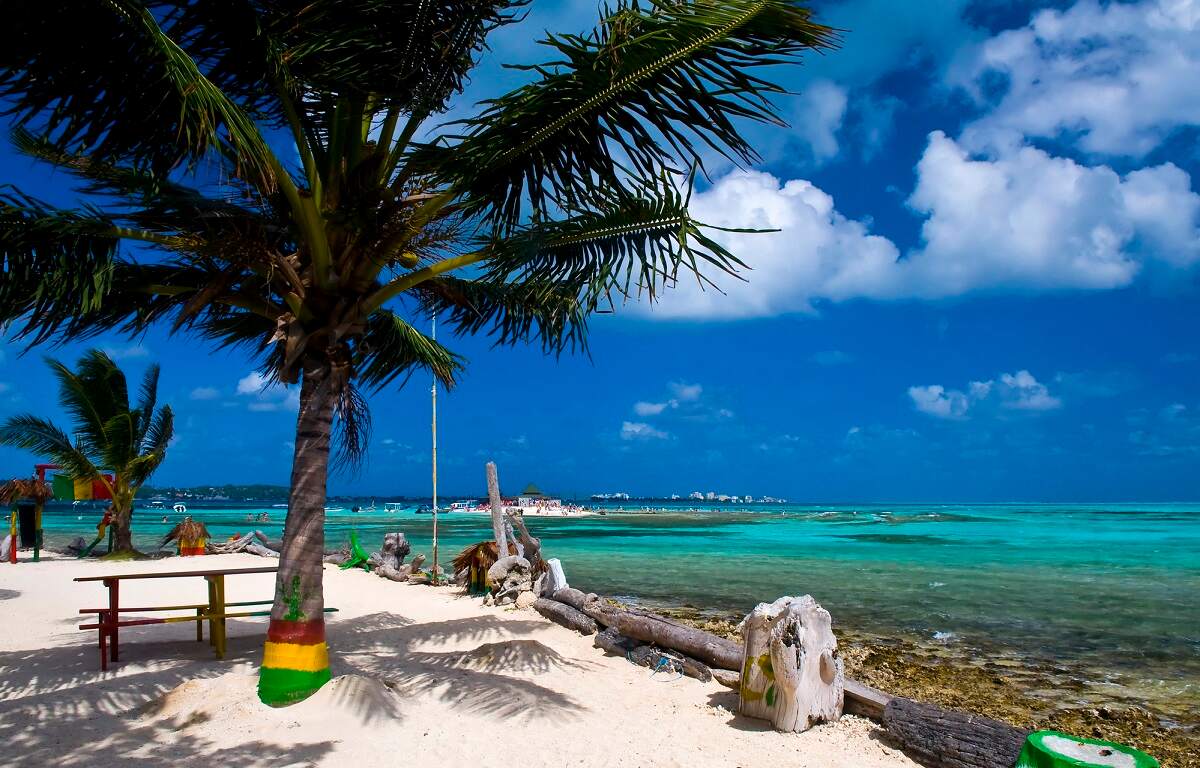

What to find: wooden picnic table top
left=74, top=565, right=278, bottom=583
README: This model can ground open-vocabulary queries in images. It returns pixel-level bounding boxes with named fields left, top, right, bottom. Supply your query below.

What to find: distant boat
left=173, top=503, right=187, bottom=514
left=146, top=500, right=166, bottom=510
left=271, top=503, right=288, bottom=508
left=384, top=502, right=406, bottom=513
left=415, top=504, right=432, bottom=514
left=324, top=506, right=344, bottom=512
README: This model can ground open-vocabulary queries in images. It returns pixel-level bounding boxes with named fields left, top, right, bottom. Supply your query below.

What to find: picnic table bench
left=75, top=565, right=335, bottom=670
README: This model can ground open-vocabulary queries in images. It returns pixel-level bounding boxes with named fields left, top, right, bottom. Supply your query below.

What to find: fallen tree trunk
left=534, top=598, right=597, bottom=635
left=582, top=601, right=743, bottom=671
left=883, top=697, right=1030, bottom=768
left=551, top=587, right=594, bottom=611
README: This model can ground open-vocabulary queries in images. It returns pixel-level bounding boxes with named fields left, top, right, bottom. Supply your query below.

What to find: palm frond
left=356, top=310, right=464, bottom=392
left=0, top=414, right=99, bottom=482
left=418, top=0, right=837, bottom=225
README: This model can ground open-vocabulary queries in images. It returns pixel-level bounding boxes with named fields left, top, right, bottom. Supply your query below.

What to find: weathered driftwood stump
left=738, top=595, right=843, bottom=732
left=487, top=555, right=532, bottom=605
left=884, top=697, right=1030, bottom=768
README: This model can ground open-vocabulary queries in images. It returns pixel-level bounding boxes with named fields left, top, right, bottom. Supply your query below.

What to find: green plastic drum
left=1016, top=731, right=1158, bottom=768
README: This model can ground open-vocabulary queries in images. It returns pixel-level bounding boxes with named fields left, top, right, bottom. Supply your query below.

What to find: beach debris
left=583, top=599, right=743, bottom=671
left=506, top=510, right=545, bottom=576
left=712, top=668, right=741, bottom=690
left=208, top=530, right=279, bottom=558
left=593, top=627, right=713, bottom=682
left=514, top=591, right=537, bottom=609
left=486, top=462, right=508, bottom=558
left=542, top=558, right=568, bottom=596
left=368, top=532, right=410, bottom=571
left=534, top=597, right=597, bottom=635
left=883, top=696, right=1030, bottom=768
left=453, top=540, right=517, bottom=595
left=738, top=595, right=843, bottom=733
left=487, top=555, right=532, bottom=605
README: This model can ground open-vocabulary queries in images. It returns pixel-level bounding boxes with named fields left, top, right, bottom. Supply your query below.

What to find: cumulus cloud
left=910, top=370, right=1061, bottom=419
left=906, top=132, right=1200, bottom=291
left=190, top=386, right=219, bottom=401
left=633, top=382, right=704, bottom=416
left=620, top=421, right=669, bottom=441
left=791, top=79, right=847, bottom=164
left=236, top=371, right=299, bottom=412
left=951, top=0, right=1200, bottom=157
left=644, top=141, right=1199, bottom=319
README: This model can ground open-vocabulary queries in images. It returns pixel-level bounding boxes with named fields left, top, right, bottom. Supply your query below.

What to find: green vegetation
left=0, top=350, right=173, bottom=553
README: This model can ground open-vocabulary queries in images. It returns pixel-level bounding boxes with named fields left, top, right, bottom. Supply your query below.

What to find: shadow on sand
left=0, top=608, right=588, bottom=765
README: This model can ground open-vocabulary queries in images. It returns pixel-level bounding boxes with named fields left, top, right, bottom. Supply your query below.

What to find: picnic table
left=75, top=565, right=279, bottom=670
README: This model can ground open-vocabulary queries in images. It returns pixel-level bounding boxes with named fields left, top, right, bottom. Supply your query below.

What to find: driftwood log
left=593, top=627, right=713, bottom=682
left=551, top=587, right=593, bottom=611
left=486, top=462, right=508, bottom=558
left=507, top=512, right=545, bottom=574
left=209, top=531, right=278, bottom=557
left=583, top=601, right=743, bottom=671
left=883, top=697, right=1031, bottom=768
left=739, top=595, right=843, bottom=732
left=533, top=598, right=597, bottom=635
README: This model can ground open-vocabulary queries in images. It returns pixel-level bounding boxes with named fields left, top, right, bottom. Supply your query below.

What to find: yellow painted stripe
left=262, top=641, right=329, bottom=673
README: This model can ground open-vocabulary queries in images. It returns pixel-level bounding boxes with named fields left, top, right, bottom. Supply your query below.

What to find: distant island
left=137, top=484, right=291, bottom=501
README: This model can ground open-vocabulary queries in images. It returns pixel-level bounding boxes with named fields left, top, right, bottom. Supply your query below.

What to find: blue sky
left=2, top=0, right=1199, bottom=501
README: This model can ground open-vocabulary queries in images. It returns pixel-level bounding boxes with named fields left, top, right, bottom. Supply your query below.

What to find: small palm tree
left=0, top=1, right=835, bottom=704
left=0, top=350, right=174, bottom=554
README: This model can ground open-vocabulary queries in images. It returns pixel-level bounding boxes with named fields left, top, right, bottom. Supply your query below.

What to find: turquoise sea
left=36, top=500, right=1200, bottom=721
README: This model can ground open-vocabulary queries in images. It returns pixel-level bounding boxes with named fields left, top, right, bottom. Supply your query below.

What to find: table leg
left=206, top=577, right=217, bottom=647
left=214, top=575, right=227, bottom=659
left=99, top=615, right=108, bottom=671
left=106, top=578, right=119, bottom=663
left=196, top=608, right=204, bottom=641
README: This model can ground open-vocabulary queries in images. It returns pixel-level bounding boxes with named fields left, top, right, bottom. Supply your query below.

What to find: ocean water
left=35, top=500, right=1200, bottom=718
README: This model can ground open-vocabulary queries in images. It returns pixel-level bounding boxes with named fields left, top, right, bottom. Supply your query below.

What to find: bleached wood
left=738, top=595, right=843, bottom=732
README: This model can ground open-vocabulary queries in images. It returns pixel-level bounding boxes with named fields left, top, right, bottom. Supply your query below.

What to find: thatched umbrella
left=1, top=478, right=54, bottom=562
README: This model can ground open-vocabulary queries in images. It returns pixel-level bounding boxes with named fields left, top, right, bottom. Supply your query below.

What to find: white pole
left=431, top=314, right=439, bottom=585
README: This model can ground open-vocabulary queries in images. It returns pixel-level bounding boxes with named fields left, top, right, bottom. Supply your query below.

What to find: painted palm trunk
left=258, top=366, right=334, bottom=706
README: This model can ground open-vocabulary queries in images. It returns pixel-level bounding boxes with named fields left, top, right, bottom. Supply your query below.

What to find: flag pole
left=431, top=314, right=439, bottom=585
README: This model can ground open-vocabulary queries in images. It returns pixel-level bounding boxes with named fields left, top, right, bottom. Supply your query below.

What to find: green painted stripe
left=257, top=665, right=331, bottom=707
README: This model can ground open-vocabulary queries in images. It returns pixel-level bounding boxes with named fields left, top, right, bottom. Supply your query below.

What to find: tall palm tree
left=0, top=350, right=174, bottom=553
left=0, top=1, right=835, bottom=705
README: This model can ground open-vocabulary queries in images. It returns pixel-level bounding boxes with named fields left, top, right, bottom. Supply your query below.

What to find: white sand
left=0, top=552, right=918, bottom=768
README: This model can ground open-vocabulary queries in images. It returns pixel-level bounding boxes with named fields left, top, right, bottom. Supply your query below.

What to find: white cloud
left=998, top=370, right=1062, bottom=411
left=236, top=372, right=268, bottom=395
left=668, top=382, right=703, bottom=402
left=907, top=132, right=1200, bottom=293
left=909, top=385, right=973, bottom=420
left=620, top=421, right=669, bottom=441
left=951, top=0, right=1200, bottom=157
left=634, top=401, right=669, bottom=416
left=190, top=386, right=219, bottom=401
left=645, top=145, right=1199, bottom=318
left=236, top=371, right=299, bottom=412
left=910, top=370, right=1061, bottom=420
left=792, top=79, right=847, bottom=164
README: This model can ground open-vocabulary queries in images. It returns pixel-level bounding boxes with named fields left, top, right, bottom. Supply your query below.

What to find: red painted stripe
left=266, top=618, right=326, bottom=644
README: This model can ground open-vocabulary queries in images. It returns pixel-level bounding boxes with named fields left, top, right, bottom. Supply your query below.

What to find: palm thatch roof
left=0, top=478, right=54, bottom=505
left=520, top=483, right=545, bottom=497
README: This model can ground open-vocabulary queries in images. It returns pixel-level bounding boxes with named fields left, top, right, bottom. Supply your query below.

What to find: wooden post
left=33, top=503, right=42, bottom=562
left=486, top=462, right=507, bottom=557
left=8, top=507, right=16, bottom=564
left=738, top=595, right=843, bottom=733
left=430, top=315, right=439, bottom=585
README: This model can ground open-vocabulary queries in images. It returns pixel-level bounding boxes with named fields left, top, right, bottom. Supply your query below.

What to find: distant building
left=518, top=483, right=562, bottom=507
left=689, top=491, right=704, bottom=500
left=705, top=491, right=716, bottom=500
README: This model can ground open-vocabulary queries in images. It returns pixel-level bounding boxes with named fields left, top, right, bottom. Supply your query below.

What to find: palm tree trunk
left=110, top=484, right=136, bottom=552
left=258, top=362, right=335, bottom=706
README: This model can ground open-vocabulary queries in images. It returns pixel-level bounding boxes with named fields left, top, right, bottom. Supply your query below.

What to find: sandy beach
left=0, top=553, right=918, bottom=768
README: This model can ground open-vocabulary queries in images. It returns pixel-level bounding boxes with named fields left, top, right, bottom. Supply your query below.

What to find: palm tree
left=0, top=350, right=174, bottom=554
left=0, top=1, right=835, bottom=704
